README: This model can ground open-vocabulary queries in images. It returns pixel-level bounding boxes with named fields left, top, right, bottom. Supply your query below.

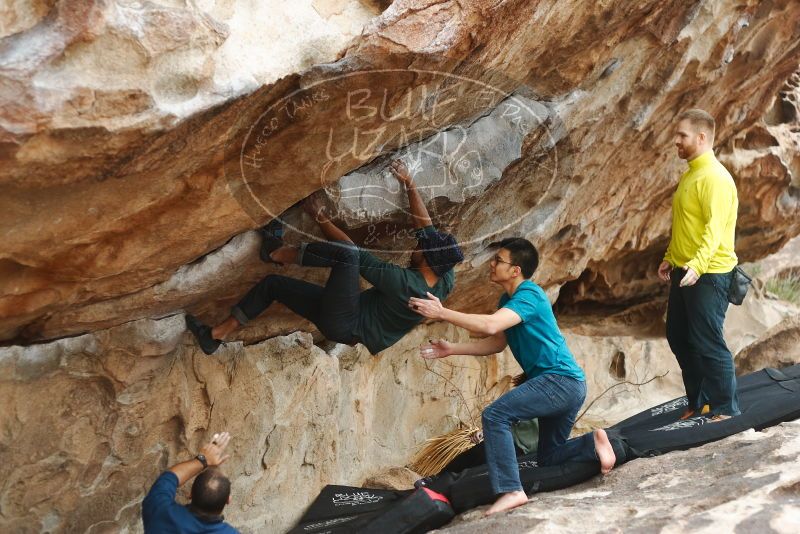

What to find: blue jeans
left=482, top=373, right=586, bottom=494
left=540, top=432, right=599, bottom=466
left=533, top=429, right=628, bottom=467
left=666, top=268, right=740, bottom=416
left=231, top=240, right=361, bottom=343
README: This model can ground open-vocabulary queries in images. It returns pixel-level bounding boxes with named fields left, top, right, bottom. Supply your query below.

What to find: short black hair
left=489, top=237, right=539, bottom=278
left=191, top=467, right=231, bottom=515
left=417, top=229, right=464, bottom=276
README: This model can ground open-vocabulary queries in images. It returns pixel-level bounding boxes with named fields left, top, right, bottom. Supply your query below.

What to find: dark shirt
left=142, top=472, right=238, bottom=534
left=354, top=226, right=455, bottom=354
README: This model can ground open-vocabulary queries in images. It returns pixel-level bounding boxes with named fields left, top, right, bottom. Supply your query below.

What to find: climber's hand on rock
left=201, top=431, right=232, bottom=467
left=420, top=339, right=452, bottom=359
left=389, top=160, right=413, bottom=185
left=303, top=194, right=329, bottom=223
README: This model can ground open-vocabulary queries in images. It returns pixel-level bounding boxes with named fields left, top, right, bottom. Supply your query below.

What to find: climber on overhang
left=185, top=159, right=463, bottom=356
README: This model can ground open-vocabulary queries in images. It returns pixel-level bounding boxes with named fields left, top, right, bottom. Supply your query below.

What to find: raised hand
left=303, top=194, right=329, bottom=223
left=389, top=159, right=413, bottom=186
left=200, top=431, right=232, bottom=467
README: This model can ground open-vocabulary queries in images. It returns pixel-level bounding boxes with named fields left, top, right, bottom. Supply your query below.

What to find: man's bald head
left=191, top=467, right=231, bottom=515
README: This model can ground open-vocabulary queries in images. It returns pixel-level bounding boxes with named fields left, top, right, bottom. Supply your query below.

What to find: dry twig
left=575, top=371, right=669, bottom=424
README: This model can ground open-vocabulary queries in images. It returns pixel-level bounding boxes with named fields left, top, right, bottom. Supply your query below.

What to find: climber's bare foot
left=269, top=245, right=298, bottom=265
left=211, top=316, right=240, bottom=341
left=484, top=491, right=528, bottom=516
left=709, top=414, right=731, bottom=422
left=594, top=429, right=616, bottom=475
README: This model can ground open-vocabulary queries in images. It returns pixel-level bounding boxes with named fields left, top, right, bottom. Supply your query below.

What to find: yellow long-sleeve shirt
left=664, top=150, right=738, bottom=275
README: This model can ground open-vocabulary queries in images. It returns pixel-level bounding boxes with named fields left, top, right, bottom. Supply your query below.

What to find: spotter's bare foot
left=709, top=414, right=731, bottom=423
left=594, top=429, right=616, bottom=475
left=484, top=491, right=528, bottom=516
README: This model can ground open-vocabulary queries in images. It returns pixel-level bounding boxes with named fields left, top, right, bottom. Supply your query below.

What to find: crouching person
left=411, top=238, right=587, bottom=515
left=143, top=431, right=238, bottom=533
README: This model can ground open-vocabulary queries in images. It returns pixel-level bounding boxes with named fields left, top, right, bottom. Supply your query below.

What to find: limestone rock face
left=754, top=234, right=800, bottom=280
left=437, top=421, right=800, bottom=533
left=0, top=317, right=520, bottom=533
left=2, top=0, right=800, bottom=342
left=2, top=1, right=800, bottom=533
left=1, top=0, right=380, bottom=131
left=720, top=72, right=800, bottom=260
left=0, top=0, right=384, bottom=342
left=0, top=294, right=790, bottom=533
left=737, top=314, right=800, bottom=374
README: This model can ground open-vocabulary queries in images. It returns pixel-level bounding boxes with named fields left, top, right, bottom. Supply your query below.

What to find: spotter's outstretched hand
left=419, top=339, right=452, bottom=359
left=200, top=431, right=232, bottom=467
left=409, top=292, right=444, bottom=319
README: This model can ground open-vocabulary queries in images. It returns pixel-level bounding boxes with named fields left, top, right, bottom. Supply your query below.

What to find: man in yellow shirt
left=657, top=109, right=740, bottom=420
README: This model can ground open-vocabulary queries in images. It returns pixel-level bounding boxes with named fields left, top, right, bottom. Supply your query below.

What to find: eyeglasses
left=491, top=255, right=515, bottom=266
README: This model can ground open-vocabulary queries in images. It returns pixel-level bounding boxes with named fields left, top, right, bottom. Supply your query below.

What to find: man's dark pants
left=666, top=268, right=740, bottom=416
left=231, top=240, right=360, bottom=344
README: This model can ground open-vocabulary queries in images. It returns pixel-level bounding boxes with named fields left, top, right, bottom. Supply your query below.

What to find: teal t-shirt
left=354, top=227, right=455, bottom=354
left=499, top=280, right=584, bottom=381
